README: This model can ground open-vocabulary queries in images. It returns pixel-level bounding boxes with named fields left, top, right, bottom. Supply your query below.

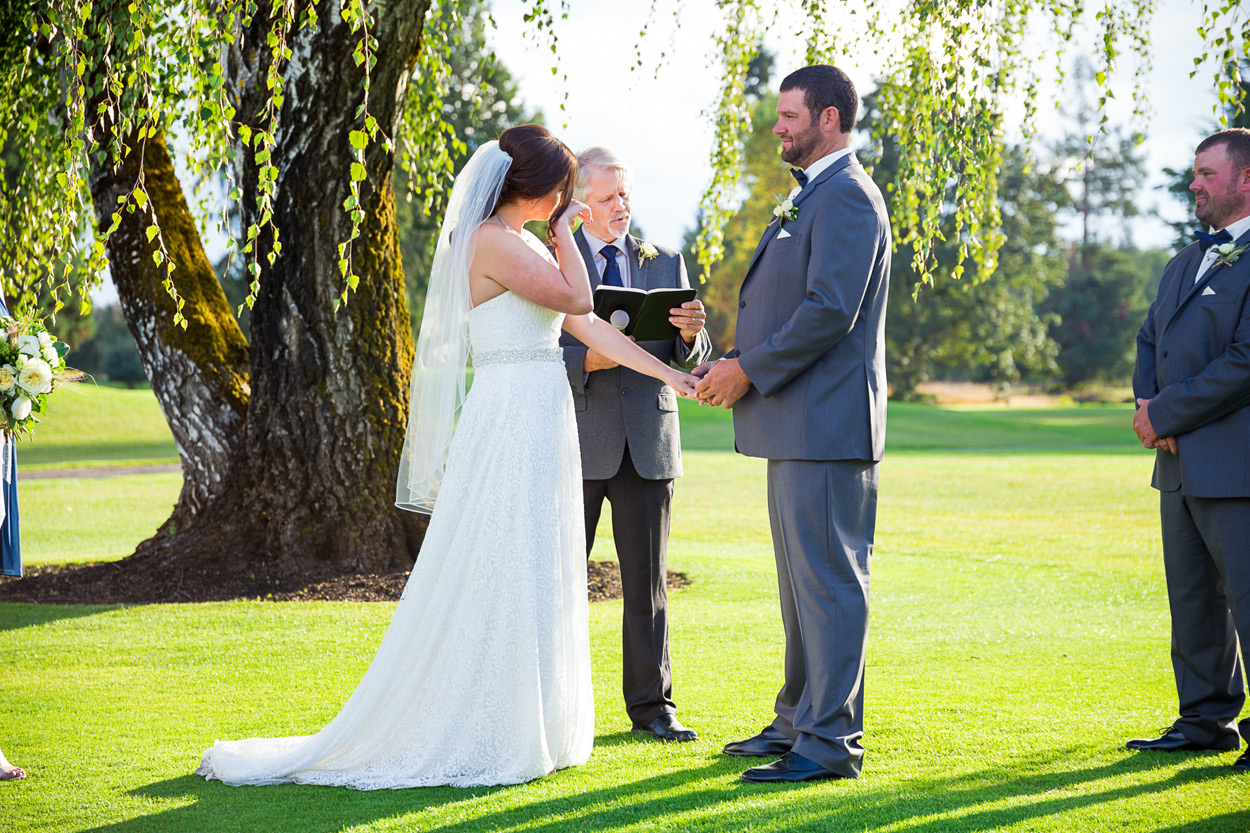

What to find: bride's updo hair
left=495, top=124, right=578, bottom=242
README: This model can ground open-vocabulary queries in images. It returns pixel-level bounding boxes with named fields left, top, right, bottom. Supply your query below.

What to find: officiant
left=559, top=146, right=711, bottom=742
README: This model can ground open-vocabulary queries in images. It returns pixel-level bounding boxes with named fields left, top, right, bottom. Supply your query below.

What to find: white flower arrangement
left=0, top=315, right=81, bottom=435
left=1213, top=241, right=1249, bottom=269
left=773, top=195, right=798, bottom=224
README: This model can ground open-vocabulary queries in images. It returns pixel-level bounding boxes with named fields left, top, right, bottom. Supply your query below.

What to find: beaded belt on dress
left=472, top=347, right=563, bottom=367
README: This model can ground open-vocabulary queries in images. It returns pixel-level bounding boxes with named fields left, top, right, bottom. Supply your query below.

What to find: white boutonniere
left=1213, top=241, right=1249, bottom=269
left=772, top=194, right=797, bottom=224
left=637, top=241, right=659, bottom=264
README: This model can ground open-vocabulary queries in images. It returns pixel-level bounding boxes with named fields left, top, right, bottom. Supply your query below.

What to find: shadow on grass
left=0, top=602, right=120, bottom=631
left=73, top=746, right=1241, bottom=833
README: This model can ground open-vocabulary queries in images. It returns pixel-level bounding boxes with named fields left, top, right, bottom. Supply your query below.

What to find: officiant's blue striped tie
left=600, top=244, right=623, bottom=287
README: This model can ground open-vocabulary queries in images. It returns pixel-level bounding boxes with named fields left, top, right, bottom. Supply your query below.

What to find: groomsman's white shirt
left=1196, top=213, right=1250, bottom=283
left=786, top=147, right=856, bottom=200
left=586, top=233, right=633, bottom=288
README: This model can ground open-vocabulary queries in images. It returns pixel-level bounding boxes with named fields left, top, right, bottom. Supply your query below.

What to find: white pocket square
left=776, top=228, right=792, bottom=239
left=1202, top=286, right=1217, bottom=296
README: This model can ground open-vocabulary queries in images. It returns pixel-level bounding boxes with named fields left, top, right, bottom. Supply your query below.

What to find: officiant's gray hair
left=575, top=146, right=633, bottom=201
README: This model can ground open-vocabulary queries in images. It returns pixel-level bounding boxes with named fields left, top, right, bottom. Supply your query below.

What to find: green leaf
left=351, top=162, right=367, bottom=181
left=349, top=130, right=367, bottom=150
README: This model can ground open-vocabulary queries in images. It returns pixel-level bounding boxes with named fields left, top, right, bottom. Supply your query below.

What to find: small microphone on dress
left=609, top=310, right=630, bottom=331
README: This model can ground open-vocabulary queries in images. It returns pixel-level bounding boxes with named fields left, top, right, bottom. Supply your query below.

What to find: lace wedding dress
left=197, top=290, right=594, bottom=788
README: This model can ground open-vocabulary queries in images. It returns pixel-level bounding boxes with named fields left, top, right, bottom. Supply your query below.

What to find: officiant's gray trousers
left=1160, top=491, right=1250, bottom=749
left=584, top=444, right=677, bottom=726
left=767, top=458, right=876, bottom=779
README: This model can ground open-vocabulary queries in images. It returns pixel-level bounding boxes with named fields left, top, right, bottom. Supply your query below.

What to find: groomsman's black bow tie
left=1194, top=228, right=1234, bottom=252
left=790, top=168, right=808, bottom=188
left=600, top=244, right=624, bottom=287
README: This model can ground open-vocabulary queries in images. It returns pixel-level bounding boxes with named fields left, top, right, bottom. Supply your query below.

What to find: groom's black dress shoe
left=740, top=752, right=844, bottom=784
left=1234, top=750, right=1250, bottom=772
left=722, top=727, right=792, bottom=758
left=632, top=714, right=697, bottom=742
left=1125, top=725, right=1234, bottom=752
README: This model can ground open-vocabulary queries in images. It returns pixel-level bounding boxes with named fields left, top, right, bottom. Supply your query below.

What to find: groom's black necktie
left=600, top=245, right=624, bottom=287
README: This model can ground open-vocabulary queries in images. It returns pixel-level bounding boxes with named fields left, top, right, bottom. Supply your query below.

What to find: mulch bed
left=0, top=558, right=689, bottom=605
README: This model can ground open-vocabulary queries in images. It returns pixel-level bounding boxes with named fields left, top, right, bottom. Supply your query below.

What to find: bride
left=196, top=124, right=698, bottom=789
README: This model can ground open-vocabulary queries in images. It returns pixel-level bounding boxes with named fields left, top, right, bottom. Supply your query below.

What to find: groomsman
left=559, top=147, right=712, bottom=741
left=1129, top=128, right=1250, bottom=771
left=696, top=65, right=890, bottom=782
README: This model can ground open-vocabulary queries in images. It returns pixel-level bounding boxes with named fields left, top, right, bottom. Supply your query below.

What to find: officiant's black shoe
left=1233, top=750, right=1250, bottom=772
left=632, top=714, right=697, bottom=742
left=1126, top=725, right=1232, bottom=752
left=740, top=752, right=844, bottom=784
left=722, top=726, right=792, bottom=758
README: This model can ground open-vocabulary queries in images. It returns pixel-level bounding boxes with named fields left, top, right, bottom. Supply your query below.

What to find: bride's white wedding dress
left=197, top=290, right=594, bottom=788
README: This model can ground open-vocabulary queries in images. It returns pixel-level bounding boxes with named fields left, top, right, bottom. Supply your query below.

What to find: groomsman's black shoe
left=1233, top=749, right=1250, bottom=772
left=1126, top=725, right=1235, bottom=752
left=722, top=726, right=792, bottom=758
left=632, top=714, right=697, bottom=742
left=740, top=752, right=844, bottom=784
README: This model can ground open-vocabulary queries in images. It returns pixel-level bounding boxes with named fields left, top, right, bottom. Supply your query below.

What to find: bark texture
left=88, top=133, right=250, bottom=537
left=97, top=0, right=430, bottom=574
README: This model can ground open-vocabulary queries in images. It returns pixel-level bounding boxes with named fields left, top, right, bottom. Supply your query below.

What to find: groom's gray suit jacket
left=731, top=154, right=890, bottom=460
left=1134, top=227, right=1250, bottom=497
left=560, top=228, right=711, bottom=480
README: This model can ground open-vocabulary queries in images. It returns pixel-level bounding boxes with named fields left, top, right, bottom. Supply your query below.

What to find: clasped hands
left=691, top=359, right=750, bottom=408
left=1133, top=397, right=1178, bottom=455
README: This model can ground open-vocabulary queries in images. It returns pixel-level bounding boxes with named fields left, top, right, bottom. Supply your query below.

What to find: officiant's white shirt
left=586, top=233, right=633, bottom=288
left=787, top=147, right=855, bottom=200
left=1196, top=213, right=1250, bottom=283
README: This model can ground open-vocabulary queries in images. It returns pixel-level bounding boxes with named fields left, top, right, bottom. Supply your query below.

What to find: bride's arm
left=562, top=313, right=697, bottom=397
left=471, top=203, right=592, bottom=314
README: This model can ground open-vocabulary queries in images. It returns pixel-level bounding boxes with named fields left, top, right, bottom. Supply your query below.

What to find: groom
left=560, top=146, right=711, bottom=742
left=695, top=65, right=890, bottom=782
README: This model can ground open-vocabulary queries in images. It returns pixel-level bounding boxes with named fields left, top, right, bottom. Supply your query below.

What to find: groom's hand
left=696, top=358, right=750, bottom=408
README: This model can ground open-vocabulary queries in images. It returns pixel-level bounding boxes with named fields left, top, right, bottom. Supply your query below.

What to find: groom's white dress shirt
left=1196, top=213, right=1250, bottom=283
left=585, top=232, right=633, bottom=288
left=786, top=147, right=855, bottom=200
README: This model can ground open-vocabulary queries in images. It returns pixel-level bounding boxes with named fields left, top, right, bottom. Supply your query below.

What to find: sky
left=487, top=0, right=1225, bottom=251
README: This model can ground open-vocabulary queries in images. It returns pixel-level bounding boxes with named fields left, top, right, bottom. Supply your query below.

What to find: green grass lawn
left=6, top=396, right=1246, bottom=832
left=16, top=383, right=178, bottom=469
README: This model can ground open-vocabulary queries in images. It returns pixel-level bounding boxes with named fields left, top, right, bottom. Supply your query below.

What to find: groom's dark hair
left=780, top=65, right=857, bottom=134
left=1197, top=128, right=1250, bottom=173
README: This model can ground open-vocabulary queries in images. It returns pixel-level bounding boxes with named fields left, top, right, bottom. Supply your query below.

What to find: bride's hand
left=666, top=370, right=699, bottom=399
left=560, top=199, right=589, bottom=226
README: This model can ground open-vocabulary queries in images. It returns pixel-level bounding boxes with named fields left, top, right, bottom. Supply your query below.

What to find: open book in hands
left=592, top=286, right=697, bottom=342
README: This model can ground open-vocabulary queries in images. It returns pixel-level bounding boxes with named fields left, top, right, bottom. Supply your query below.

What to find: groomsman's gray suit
left=1133, top=224, right=1250, bottom=750
left=559, top=226, right=711, bottom=725
left=730, top=152, right=890, bottom=778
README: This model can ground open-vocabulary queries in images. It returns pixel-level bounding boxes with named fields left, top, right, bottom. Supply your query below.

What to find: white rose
left=17, top=358, right=52, bottom=395
left=42, top=344, right=58, bottom=365
left=10, top=396, right=31, bottom=421
left=16, top=335, right=40, bottom=358
left=1216, top=242, right=1237, bottom=256
left=37, top=331, right=52, bottom=349
left=0, top=365, right=16, bottom=394
left=15, top=354, right=27, bottom=370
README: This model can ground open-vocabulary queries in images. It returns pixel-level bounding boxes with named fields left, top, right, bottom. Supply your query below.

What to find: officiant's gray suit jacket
left=730, top=154, right=890, bottom=460
left=560, top=228, right=712, bottom=480
left=1134, top=227, right=1250, bottom=497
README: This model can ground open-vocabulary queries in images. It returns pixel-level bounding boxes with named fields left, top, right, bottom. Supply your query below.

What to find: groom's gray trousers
left=767, top=458, right=876, bottom=778
left=1160, top=491, right=1250, bottom=749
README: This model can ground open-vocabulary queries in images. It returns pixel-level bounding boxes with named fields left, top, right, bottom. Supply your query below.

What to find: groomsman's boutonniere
left=637, top=241, right=659, bottom=264
left=1213, top=241, right=1249, bottom=269
left=773, top=194, right=798, bottom=224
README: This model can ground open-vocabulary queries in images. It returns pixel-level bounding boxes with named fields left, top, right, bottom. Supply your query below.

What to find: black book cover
left=592, top=286, right=697, bottom=341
